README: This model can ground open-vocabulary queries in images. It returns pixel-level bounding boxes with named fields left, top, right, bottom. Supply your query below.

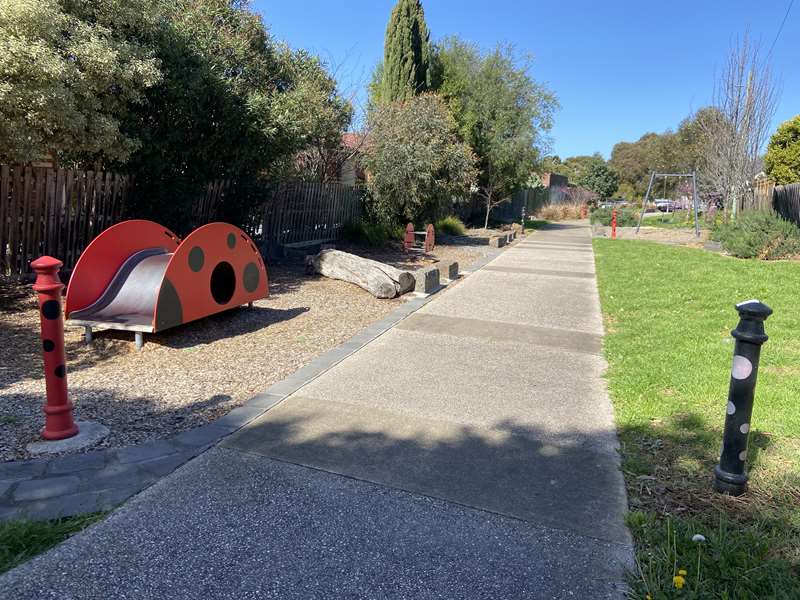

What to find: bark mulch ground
left=0, top=238, right=489, bottom=461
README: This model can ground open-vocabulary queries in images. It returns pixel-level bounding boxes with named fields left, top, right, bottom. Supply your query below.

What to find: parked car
left=654, top=199, right=675, bottom=212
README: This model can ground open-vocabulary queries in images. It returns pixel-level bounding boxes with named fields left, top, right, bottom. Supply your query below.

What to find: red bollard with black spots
left=31, top=256, right=79, bottom=440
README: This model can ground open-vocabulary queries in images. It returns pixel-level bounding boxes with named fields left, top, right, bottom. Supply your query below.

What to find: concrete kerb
left=0, top=243, right=510, bottom=522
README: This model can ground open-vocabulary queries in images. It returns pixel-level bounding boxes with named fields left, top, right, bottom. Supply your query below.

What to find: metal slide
left=68, top=248, right=173, bottom=332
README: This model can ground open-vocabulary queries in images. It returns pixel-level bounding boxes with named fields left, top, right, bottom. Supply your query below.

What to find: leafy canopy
left=436, top=38, right=557, bottom=225
left=577, top=162, right=619, bottom=198
left=764, top=115, right=800, bottom=185
left=363, top=93, right=476, bottom=224
left=376, top=0, right=433, bottom=103
left=0, top=0, right=162, bottom=165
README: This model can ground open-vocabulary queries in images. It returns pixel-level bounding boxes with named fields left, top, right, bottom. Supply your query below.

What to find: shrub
left=713, top=210, right=800, bottom=259
left=590, top=206, right=637, bottom=227
left=536, top=202, right=585, bottom=221
left=435, top=215, right=466, bottom=236
left=341, top=221, right=401, bottom=247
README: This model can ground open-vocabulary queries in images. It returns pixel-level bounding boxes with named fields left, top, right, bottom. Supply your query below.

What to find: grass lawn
left=593, top=239, right=800, bottom=599
left=0, top=513, right=105, bottom=575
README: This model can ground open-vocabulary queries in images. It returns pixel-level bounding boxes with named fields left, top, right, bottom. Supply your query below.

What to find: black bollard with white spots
left=714, top=299, right=772, bottom=496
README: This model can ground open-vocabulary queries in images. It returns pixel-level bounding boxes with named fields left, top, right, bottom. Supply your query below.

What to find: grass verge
left=593, top=239, right=800, bottom=598
left=0, top=513, right=105, bottom=575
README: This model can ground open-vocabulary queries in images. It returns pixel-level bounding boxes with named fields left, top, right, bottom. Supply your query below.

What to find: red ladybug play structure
left=65, top=220, right=268, bottom=348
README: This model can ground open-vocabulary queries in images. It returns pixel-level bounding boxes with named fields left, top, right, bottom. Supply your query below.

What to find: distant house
left=541, top=172, right=568, bottom=189
left=339, top=132, right=366, bottom=186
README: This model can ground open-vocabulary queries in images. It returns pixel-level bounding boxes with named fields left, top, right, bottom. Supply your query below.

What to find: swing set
left=635, top=171, right=701, bottom=237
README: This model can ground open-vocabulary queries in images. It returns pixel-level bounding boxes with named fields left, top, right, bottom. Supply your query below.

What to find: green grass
left=593, top=239, right=800, bottom=598
left=0, top=513, right=105, bottom=574
left=523, top=219, right=549, bottom=230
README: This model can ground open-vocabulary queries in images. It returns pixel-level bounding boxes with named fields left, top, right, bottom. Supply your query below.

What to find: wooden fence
left=260, top=180, right=364, bottom=246
left=192, top=179, right=233, bottom=229
left=0, top=165, right=131, bottom=276
left=773, top=183, right=800, bottom=227
left=1, top=166, right=367, bottom=276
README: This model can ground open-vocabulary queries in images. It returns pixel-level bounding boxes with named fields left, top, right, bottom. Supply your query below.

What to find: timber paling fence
left=259, top=180, right=364, bottom=246
left=0, top=166, right=366, bottom=276
left=0, top=165, right=131, bottom=276
left=773, top=183, right=800, bottom=227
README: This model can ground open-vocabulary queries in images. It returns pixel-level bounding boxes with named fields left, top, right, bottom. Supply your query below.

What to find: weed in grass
left=0, top=513, right=105, bottom=574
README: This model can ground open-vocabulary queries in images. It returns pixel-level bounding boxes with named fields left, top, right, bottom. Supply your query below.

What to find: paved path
left=1, top=222, right=632, bottom=599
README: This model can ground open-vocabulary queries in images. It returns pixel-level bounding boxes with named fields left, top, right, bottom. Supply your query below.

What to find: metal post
left=611, top=209, right=617, bottom=240
left=691, top=172, right=700, bottom=238
left=84, top=326, right=93, bottom=344
left=714, top=300, right=772, bottom=496
left=135, top=332, right=144, bottom=351
left=636, top=172, right=656, bottom=233
left=30, top=256, right=79, bottom=441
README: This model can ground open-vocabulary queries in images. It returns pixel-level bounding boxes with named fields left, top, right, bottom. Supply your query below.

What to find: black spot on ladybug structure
left=42, top=300, right=60, bottom=320
left=243, top=262, right=260, bottom=293
left=227, top=233, right=237, bottom=249
left=43, top=339, right=55, bottom=352
left=155, top=278, right=184, bottom=331
left=188, top=247, right=205, bottom=272
left=54, top=365, right=66, bottom=378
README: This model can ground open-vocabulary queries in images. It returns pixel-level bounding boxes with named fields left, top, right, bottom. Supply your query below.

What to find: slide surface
left=69, top=249, right=171, bottom=331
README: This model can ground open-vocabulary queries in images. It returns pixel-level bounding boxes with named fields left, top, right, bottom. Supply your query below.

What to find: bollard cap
left=732, top=299, right=772, bottom=345
left=30, top=256, right=63, bottom=272
left=735, top=299, right=773, bottom=320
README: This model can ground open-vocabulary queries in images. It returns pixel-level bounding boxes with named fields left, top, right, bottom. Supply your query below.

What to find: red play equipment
left=31, top=256, right=79, bottom=440
left=403, top=223, right=435, bottom=254
left=65, top=220, right=268, bottom=348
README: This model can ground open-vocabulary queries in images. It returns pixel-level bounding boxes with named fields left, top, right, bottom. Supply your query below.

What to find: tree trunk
left=306, top=249, right=415, bottom=298
left=484, top=198, right=492, bottom=229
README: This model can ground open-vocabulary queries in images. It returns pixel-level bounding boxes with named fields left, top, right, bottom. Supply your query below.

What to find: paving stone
left=414, top=266, right=440, bottom=293
left=173, top=424, right=229, bottom=448
left=244, top=392, right=286, bottom=409
left=213, top=405, right=267, bottom=431
left=116, top=439, right=179, bottom=464
left=14, top=476, right=81, bottom=502
left=87, top=462, right=145, bottom=489
left=265, top=378, right=307, bottom=397
left=0, top=480, right=16, bottom=499
left=0, top=459, right=47, bottom=481
left=138, top=452, right=196, bottom=478
left=21, top=491, right=101, bottom=521
left=47, top=450, right=109, bottom=474
left=98, top=486, right=146, bottom=510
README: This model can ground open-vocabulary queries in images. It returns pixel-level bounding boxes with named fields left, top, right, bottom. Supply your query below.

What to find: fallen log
left=306, top=249, right=415, bottom=298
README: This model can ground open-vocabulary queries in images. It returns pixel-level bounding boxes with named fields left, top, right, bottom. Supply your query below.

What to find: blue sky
left=254, top=1, right=799, bottom=159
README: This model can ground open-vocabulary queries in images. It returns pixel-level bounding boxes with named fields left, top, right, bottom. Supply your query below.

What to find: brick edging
left=0, top=244, right=510, bottom=522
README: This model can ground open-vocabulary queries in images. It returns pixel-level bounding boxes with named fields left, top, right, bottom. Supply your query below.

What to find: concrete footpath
left=0, top=222, right=632, bottom=599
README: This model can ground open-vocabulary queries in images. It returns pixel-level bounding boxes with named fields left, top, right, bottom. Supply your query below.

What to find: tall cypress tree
left=380, top=0, right=432, bottom=102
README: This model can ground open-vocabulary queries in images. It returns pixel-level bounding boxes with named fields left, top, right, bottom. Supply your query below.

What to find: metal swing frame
left=635, top=171, right=701, bottom=237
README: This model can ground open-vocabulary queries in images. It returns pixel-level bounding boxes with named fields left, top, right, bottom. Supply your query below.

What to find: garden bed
left=0, top=238, right=489, bottom=462
left=592, top=224, right=711, bottom=247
